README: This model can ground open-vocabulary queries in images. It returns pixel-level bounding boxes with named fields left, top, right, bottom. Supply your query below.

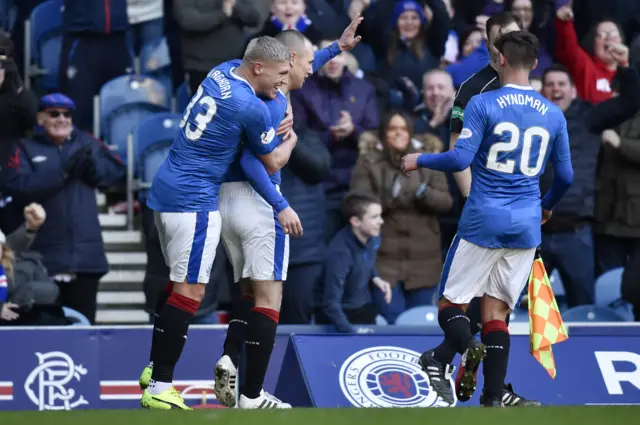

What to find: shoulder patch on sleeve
left=458, top=128, right=473, bottom=139
left=261, top=128, right=276, bottom=144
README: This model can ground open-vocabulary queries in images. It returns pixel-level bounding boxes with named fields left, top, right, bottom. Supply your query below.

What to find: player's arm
left=541, top=119, right=574, bottom=211
left=239, top=146, right=289, bottom=213
left=242, top=99, right=297, bottom=174
left=413, top=97, right=485, bottom=172
left=449, top=94, right=473, bottom=196
left=312, top=42, right=342, bottom=73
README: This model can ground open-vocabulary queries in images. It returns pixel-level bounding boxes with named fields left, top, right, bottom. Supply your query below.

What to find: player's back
left=147, top=61, right=266, bottom=212
left=460, top=84, right=567, bottom=249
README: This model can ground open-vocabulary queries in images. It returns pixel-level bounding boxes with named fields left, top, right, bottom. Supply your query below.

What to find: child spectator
left=315, top=192, right=392, bottom=333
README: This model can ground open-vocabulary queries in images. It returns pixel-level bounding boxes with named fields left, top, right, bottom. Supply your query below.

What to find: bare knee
left=251, top=280, right=283, bottom=311
left=172, top=281, right=206, bottom=302
left=239, top=278, right=253, bottom=297
left=480, top=294, right=510, bottom=324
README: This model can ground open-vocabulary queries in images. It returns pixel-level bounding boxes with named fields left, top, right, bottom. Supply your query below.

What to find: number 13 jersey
left=147, top=61, right=278, bottom=213
left=455, top=84, right=571, bottom=249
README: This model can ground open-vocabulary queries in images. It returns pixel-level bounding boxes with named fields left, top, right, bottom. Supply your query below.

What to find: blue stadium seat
left=561, top=304, right=627, bottom=322
left=63, top=307, right=91, bottom=326
left=175, top=81, right=191, bottom=113
left=394, top=306, right=439, bottom=326
left=509, top=309, right=530, bottom=322
left=595, top=267, right=633, bottom=321
left=133, top=112, right=180, bottom=187
left=140, top=37, right=173, bottom=104
left=97, top=74, right=170, bottom=163
left=375, top=315, right=388, bottom=326
left=26, top=0, right=64, bottom=91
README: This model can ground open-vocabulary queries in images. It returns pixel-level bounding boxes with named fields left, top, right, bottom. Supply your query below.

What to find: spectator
left=252, top=0, right=323, bottom=46
left=0, top=32, right=38, bottom=164
left=58, top=0, right=132, bottom=132
left=291, top=39, right=379, bottom=242
left=555, top=4, right=629, bottom=104
left=410, top=69, right=461, bottom=259
left=352, top=0, right=451, bottom=91
left=445, top=26, right=490, bottom=88
left=0, top=94, right=125, bottom=324
left=127, top=0, right=165, bottom=54
left=280, top=124, right=331, bottom=324
left=315, top=192, right=391, bottom=333
left=540, top=63, right=640, bottom=307
left=0, top=204, right=67, bottom=326
left=175, top=0, right=261, bottom=93
left=350, top=111, right=452, bottom=323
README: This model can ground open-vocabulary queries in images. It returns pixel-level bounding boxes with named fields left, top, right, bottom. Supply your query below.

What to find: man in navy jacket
left=0, top=93, right=125, bottom=323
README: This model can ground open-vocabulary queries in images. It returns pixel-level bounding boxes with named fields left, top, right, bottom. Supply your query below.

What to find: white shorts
left=154, top=211, right=221, bottom=284
left=439, top=235, right=536, bottom=309
left=218, top=182, right=289, bottom=282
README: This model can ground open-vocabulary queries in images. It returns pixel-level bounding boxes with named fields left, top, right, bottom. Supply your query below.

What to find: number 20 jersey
left=147, top=61, right=278, bottom=213
left=456, top=84, right=571, bottom=249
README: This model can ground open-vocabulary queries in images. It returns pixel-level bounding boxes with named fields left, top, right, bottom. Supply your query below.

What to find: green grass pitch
left=0, top=406, right=639, bottom=425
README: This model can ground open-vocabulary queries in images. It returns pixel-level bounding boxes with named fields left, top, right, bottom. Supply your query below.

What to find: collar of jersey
left=503, top=83, right=535, bottom=91
left=229, top=67, right=256, bottom=95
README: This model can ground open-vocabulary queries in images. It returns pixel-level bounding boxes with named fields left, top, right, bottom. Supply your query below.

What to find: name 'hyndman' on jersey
left=496, top=92, right=548, bottom=115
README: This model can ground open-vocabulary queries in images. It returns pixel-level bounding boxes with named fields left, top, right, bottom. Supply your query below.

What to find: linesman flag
left=528, top=254, right=569, bottom=379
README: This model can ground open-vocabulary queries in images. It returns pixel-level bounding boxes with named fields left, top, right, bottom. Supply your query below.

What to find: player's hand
left=278, top=206, right=303, bottom=237
left=276, top=104, right=294, bottom=136
left=372, top=277, right=392, bottom=304
left=338, top=13, right=363, bottom=51
left=283, top=128, right=298, bottom=147
left=24, top=203, right=46, bottom=231
left=602, top=129, right=621, bottom=148
left=608, top=43, right=629, bottom=66
left=542, top=209, right=552, bottom=224
left=401, top=153, right=420, bottom=176
left=556, top=5, right=573, bottom=21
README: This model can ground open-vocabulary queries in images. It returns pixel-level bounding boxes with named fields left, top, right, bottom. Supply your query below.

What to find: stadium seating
left=510, top=309, right=530, bottom=322
left=24, top=0, right=64, bottom=91
left=139, top=37, right=173, bottom=104
left=0, top=0, right=16, bottom=32
left=394, top=305, right=439, bottom=325
left=375, top=315, right=388, bottom=325
left=561, top=304, right=627, bottom=322
left=124, top=112, right=180, bottom=227
left=63, top=307, right=91, bottom=326
left=95, top=74, right=170, bottom=164
left=595, top=267, right=634, bottom=321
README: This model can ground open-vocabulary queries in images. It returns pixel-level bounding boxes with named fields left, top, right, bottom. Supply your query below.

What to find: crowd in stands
left=0, top=0, right=639, bottom=330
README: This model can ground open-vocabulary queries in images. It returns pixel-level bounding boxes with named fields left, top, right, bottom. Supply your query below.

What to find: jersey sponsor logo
left=261, top=128, right=276, bottom=144
left=459, top=128, right=473, bottom=139
left=338, top=346, right=454, bottom=408
left=451, top=106, right=464, bottom=121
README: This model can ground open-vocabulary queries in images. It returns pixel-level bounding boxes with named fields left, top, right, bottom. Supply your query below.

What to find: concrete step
left=100, top=280, right=143, bottom=292
left=99, top=213, right=127, bottom=228
left=102, top=230, right=142, bottom=244
left=97, top=291, right=146, bottom=305
left=96, top=309, right=148, bottom=324
left=102, top=269, right=145, bottom=284
left=106, top=252, right=147, bottom=266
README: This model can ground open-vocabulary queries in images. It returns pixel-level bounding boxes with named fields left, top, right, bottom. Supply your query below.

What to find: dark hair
left=494, top=30, right=539, bottom=69
left=379, top=110, right=414, bottom=145
left=581, top=19, right=626, bottom=57
left=458, top=27, right=483, bottom=58
left=486, top=11, right=524, bottom=43
left=342, top=192, right=381, bottom=222
left=542, top=64, right=574, bottom=85
left=0, top=31, right=14, bottom=58
left=275, top=29, right=309, bottom=53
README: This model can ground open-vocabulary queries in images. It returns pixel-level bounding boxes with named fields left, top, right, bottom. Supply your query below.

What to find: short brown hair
left=342, top=191, right=381, bottom=222
left=494, top=31, right=539, bottom=70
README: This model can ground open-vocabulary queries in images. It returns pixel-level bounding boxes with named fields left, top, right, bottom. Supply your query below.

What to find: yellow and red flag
left=528, top=256, right=569, bottom=379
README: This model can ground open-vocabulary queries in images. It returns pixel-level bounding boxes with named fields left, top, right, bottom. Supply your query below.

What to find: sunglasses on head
left=47, top=110, right=72, bottom=118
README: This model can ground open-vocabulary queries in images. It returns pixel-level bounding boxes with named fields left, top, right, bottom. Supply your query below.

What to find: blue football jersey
left=225, top=58, right=287, bottom=186
left=147, top=61, right=279, bottom=212
left=455, top=84, right=571, bottom=249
